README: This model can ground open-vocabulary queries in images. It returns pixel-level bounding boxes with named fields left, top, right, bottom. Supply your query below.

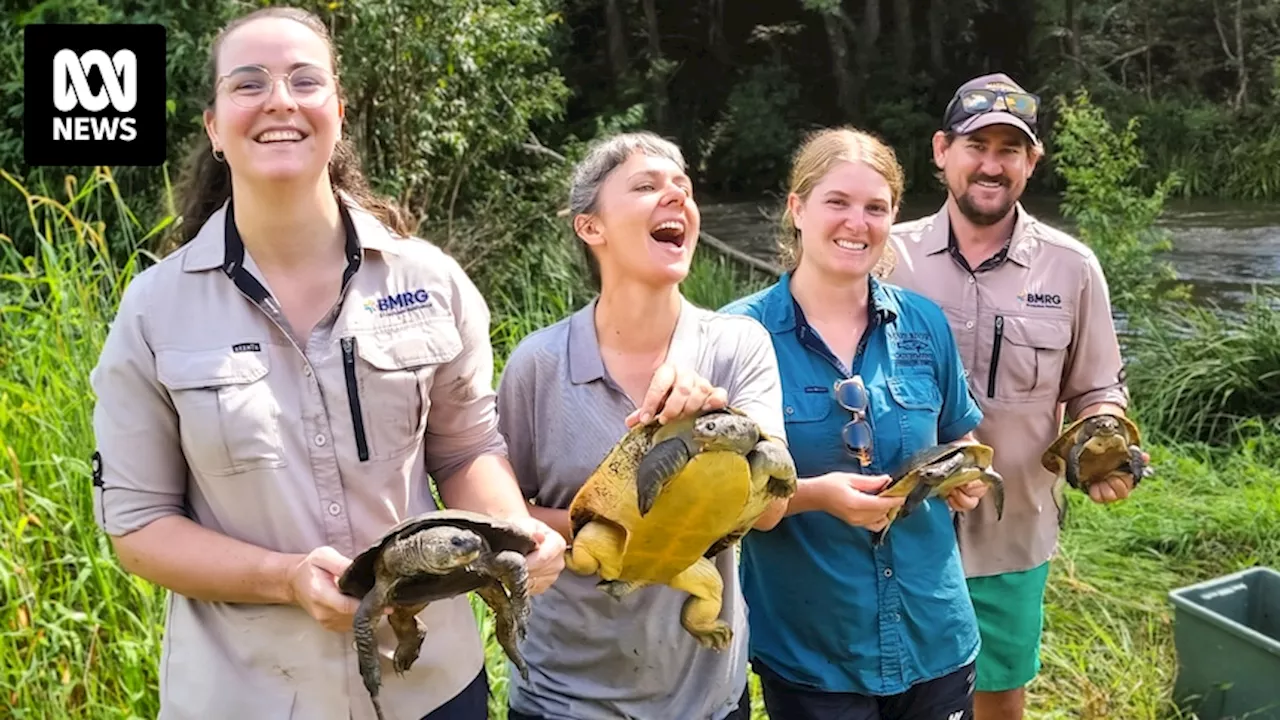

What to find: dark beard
left=953, top=176, right=1016, bottom=227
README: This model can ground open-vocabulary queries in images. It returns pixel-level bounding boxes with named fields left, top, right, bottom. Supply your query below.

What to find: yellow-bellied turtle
left=337, top=509, right=536, bottom=720
left=873, top=441, right=1005, bottom=545
left=1042, top=412, right=1152, bottom=492
left=564, top=407, right=797, bottom=650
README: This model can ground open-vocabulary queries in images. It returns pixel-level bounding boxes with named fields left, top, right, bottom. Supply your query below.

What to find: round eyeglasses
left=216, top=65, right=338, bottom=109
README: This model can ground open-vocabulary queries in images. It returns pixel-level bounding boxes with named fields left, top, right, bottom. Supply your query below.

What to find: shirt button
left=884, top=568, right=893, bottom=578
left=315, top=433, right=327, bottom=446
left=968, top=276, right=975, bottom=284
left=328, top=502, right=341, bottom=516
left=304, top=365, right=313, bottom=376
left=965, top=320, right=974, bottom=329
left=785, top=406, right=794, bottom=415
left=891, top=612, right=901, bottom=622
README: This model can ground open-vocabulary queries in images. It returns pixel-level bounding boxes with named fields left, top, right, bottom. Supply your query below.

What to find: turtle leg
left=667, top=556, right=731, bottom=651
left=1127, top=444, right=1152, bottom=486
left=1066, top=441, right=1085, bottom=490
left=985, top=468, right=1006, bottom=519
left=387, top=602, right=428, bottom=674
left=476, top=583, right=530, bottom=682
left=481, top=549, right=532, bottom=635
left=597, top=579, right=648, bottom=599
left=564, top=520, right=626, bottom=581
left=353, top=581, right=392, bottom=720
left=636, top=436, right=693, bottom=516
left=749, top=439, right=798, bottom=498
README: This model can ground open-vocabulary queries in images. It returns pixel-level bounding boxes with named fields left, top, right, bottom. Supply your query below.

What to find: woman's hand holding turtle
left=944, top=480, right=990, bottom=512
left=625, top=363, right=728, bottom=428
left=285, top=546, right=364, bottom=633
left=817, top=472, right=905, bottom=532
left=1088, top=450, right=1148, bottom=504
left=511, top=516, right=567, bottom=596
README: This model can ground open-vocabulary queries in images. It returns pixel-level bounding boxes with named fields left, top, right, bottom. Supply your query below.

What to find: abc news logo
left=24, top=24, right=166, bottom=167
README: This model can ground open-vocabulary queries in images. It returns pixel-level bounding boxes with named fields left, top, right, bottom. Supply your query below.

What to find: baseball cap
left=941, top=73, right=1040, bottom=144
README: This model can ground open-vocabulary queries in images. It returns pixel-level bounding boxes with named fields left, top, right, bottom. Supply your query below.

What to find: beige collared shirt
left=90, top=196, right=505, bottom=719
left=887, top=204, right=1129, bottom=578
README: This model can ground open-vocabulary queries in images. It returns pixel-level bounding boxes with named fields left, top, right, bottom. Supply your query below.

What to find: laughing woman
left=721, top=127, right=992, bottom=720
left=495, top=131, right=789, bottom=720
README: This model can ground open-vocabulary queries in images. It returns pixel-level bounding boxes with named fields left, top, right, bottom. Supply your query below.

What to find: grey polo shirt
left=495, top=297, right=787, bottom=720
left=90, top=195, right=504, bottom=719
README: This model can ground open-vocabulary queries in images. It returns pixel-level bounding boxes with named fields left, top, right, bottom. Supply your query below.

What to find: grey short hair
left=567, top=131, right=686, bottom=216
left=566, top=131, right=687, bottom=290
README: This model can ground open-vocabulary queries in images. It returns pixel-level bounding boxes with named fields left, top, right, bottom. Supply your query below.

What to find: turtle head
left=1084, top=414, right=1122, bottom=438
left=413, top=526, right=485, bottom=573
left=691, top=412, right=759, bottom=455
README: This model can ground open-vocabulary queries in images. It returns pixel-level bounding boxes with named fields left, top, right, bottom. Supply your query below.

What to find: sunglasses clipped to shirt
left=944, top=88, right=1040, bottom=128
left=834, top=376, right=873, bottom=467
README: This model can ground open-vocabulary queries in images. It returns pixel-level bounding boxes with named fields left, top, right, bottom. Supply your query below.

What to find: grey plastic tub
left=1168, top=566, right=1280, bottom=719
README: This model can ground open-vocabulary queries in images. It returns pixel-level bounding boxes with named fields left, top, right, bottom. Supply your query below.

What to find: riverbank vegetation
left=3, top=0, right=1280, bottom=718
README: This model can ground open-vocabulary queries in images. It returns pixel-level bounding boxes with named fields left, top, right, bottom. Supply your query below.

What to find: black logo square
left=23, top=23, right=167, bottom=167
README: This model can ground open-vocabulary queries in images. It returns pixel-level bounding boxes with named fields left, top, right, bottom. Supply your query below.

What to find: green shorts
left=965, top=561, right=1051, bottom=693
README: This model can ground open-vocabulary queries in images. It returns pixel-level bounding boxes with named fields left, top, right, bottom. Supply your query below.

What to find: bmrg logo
left=1017, top=289, right=1063, bottom=308
left=365, top=289, right=434, bottom=316
left=24, top=24, right=166, bottom=167
left=53, top=49, right=138, bottom=141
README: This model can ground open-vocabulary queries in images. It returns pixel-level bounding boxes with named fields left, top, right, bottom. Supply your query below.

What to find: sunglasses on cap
left=834, top=376, right=873, bottom=467
left=945, top=88, right=1040, bottom=128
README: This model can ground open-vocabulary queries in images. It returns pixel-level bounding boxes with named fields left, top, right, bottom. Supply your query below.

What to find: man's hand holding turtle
left=511, top=516, right=566, bottom=595
left=944, top=479, right=990, bottom=512
left=1087, top=450, right=1149, bottom=504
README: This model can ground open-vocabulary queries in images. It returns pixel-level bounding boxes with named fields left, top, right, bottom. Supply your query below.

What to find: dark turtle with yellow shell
left=1042, top=412, right=1152, bottom=492
left=564, top=407, right=798, bottom=650
left=872, top=441, right=1005, bottom=545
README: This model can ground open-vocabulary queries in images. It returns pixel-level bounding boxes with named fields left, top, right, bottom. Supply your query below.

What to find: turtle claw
left=693, top=622, right=733, bottom=652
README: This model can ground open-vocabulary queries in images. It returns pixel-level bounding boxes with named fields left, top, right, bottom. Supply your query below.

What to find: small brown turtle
left=1042, top=412, right=1152, bottom=493
left=873, top=442, right=1005, bottom=545
left=337, top=509, right=536, bottom=720
left=565, top=407, right=797, bottom=650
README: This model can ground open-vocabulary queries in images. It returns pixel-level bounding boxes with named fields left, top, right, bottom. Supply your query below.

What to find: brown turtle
left=1042, top=412, right=1152, bottom=492
left=337, top=509, right=536, bottom=720
left=564, top=407, right=797, bottom=650
left=873, top=441, right=1005, bottom=545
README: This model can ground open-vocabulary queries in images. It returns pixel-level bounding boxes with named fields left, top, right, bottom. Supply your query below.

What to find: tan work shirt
left=90, top=194, right=505, bottom=719
left=887, top=204, right=1129, bottom=578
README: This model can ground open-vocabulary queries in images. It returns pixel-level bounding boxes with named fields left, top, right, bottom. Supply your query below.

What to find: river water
left=700, top=194, right=1280, bottom=313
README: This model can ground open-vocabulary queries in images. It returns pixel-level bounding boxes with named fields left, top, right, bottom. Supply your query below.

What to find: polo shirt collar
left=567, top=294, right=703, bottom=386
left=921, top=202, right=1034, bottom=269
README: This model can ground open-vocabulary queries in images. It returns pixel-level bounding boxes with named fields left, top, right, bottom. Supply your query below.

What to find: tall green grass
left=2, top=170, right=1279, bottom=720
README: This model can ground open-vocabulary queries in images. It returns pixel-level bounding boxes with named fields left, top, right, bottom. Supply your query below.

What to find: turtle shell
left=1041, top=412, right=1142, bottom=475
left=888, top=442, right=994, bottom=487
left=337, top=508, right=536, bottom=599
left=568, top=407, right=773, bottom=583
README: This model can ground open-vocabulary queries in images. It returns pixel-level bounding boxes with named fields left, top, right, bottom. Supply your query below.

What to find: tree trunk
left=823, top=12, right=857, bottom=120
left=853, top=0, right=882, bottom=116
left=641, top=0, right=668, bottom=128
left=604, top=0, right=628, bottom=89
left=706, top=0, right=731, bottom=65
left=893, top=0, right=913, bottom=82
left=929, top=0, right=945, bottom=75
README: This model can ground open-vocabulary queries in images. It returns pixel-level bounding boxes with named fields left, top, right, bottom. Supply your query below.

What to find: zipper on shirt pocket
left=987, top=315, right=1004, bottom=398
left=341, top=336, right=370, bottom=462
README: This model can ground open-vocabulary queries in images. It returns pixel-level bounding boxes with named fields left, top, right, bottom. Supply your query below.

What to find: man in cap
left=885, top=73, right=1145, bottom=719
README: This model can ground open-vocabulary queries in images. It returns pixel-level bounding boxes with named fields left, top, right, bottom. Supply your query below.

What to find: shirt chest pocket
left=343, top=318, right=463, bottom=462
left=157, top=348, right=286, bottom=477
left=991, top=315, right=1071, bottom=402
left=876, top=376, right=943, bottom=471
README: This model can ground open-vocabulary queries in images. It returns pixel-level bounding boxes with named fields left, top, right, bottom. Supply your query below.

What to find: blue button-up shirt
left=720, top=272, right=984, bottom=696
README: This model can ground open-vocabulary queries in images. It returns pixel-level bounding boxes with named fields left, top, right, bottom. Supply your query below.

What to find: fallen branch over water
left=698, top=231, right=782, bottom=277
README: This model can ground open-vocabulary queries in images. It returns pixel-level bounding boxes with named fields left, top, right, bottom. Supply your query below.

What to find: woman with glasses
left=88, top=7, right=564, bottom=720
left=720, top=127, right=992, bottom=720
left=494, top=131, right=789, bottom=720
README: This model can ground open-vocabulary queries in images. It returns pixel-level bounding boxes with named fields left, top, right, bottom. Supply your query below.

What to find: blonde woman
left=721, top=127, right=992, bottom=720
